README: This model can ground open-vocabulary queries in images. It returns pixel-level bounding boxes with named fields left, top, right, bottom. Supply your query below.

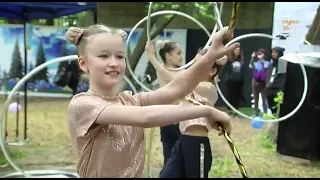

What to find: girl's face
left=234, top=47, right=241, bottom=56
left=78, top=33, right=126, bottom=90
left=272, top=49, right=279, bottom=60
left=166, top=44, right=183, bottom=67
left=257, top=51, right=265, bottom=60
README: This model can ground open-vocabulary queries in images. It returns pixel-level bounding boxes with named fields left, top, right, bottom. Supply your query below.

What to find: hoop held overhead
left=164, top=2, right=225, bottom=71
left=125, top=10, right=211, bottom=92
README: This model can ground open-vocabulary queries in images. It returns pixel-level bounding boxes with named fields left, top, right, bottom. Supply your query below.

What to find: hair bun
left=116, top=29, right=128, bottom=40
left=66, top=27, right=84, bottom=45
left=156, top=40, right=170, bottom=49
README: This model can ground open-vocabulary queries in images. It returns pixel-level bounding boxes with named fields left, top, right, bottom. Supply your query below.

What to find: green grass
left=0, top=97, right=320, bottom=178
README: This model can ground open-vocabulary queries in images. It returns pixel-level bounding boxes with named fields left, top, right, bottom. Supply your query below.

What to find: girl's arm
left=95, top=103, right=231, bottom=134
left=96, top=104, right=206, bottom=128
left=249, top=52, right=256, bottom=69
left=145, top=42, right=186, bottom=86
left=147, top=27, right=240, bottom=105
left=69, top=94, right=231, bottom=136
left=249, top=58, right=255, bottom=69
left=146, top=50, right=175, bottom=85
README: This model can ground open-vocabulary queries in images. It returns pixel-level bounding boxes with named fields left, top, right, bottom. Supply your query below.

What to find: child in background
left=145, top=43, right=228, bottom=178
left=148, top=39, right=184, bottom=166
left=249, top=48, right=271, bottom=117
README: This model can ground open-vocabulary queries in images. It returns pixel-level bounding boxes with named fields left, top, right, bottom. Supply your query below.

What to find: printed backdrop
left=0, top=24, right=187, bottom=96
left=272, top=2, right=320, bottom=54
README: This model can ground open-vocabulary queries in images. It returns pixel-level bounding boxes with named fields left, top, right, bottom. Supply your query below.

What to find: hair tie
left=157, top=40, right=170, bottom=49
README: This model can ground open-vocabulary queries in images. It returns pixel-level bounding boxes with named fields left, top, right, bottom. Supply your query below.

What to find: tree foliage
left=34, top=40, right=48, bottom=82
left=9, top=39, right=24, bottom=79
left=148, top=2, right=216, bottom=21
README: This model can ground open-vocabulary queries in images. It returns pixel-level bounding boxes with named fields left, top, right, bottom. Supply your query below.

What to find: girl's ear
left=78, top=56, right=88, bottom=73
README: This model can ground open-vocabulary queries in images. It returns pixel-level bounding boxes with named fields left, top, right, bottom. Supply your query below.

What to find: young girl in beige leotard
left=67, top=25, right=239, bottom=178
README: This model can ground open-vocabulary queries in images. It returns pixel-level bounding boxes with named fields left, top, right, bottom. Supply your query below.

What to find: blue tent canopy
left=0, top=2, right=97, bottom=20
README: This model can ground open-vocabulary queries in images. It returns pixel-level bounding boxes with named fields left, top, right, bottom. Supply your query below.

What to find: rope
left=218, top=126, right=249, bottom=178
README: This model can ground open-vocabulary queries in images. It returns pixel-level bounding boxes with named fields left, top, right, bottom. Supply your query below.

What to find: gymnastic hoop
left=0, top=55, right=138, bottom=178
left=165, top=2, right=225, bottom=71
left=215, top=33, right=308, bottom=122
left=125, top=10, right=211, bottom=92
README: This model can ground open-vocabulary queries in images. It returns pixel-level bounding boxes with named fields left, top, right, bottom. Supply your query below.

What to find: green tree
left=34, top=40, right=48, bottom=82
left=123, top=2, right=218, bottom=90
left=9, top=39, right=24, bottom=79
left=29, top=62, right=34, bottom=73
left=28, top=62, right=35, bottom=82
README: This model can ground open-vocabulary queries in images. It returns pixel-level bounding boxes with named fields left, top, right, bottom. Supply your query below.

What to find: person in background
left=266, top=46, right=286, bottom=115
left=224, top=45, right=245, bottom=117
left=249, top=48, right=270, bottom=117
left=145, top=39, right=184, bottom=166
left=159, top=50, right=228, bottom=178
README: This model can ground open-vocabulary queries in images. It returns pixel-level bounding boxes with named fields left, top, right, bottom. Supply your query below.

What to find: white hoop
left=0, top=55, right=137, bottom=178
left=216, top=33, right=308, bottom=122
left=126, top=10, right=212, bottom=92
left=164, top=2, right=225, bottom=71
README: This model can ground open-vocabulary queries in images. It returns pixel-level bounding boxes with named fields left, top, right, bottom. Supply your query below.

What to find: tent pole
left=23, top=21, right=27, bottom=141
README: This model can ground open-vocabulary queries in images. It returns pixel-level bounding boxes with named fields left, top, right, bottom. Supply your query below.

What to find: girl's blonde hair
left=65, top=24, right=127, bottom=56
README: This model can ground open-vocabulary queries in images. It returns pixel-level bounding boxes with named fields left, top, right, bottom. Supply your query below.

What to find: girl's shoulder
left=69, top=90, right=150, bottom=108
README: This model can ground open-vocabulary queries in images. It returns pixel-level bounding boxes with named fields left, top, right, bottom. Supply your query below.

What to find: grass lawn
left=0, top=96, right=320, bottom=178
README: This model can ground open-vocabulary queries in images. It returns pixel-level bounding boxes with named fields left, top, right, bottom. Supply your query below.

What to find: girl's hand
left=207, top=107, right=232, bottom=136
left=205, top=27, right=240, bottom=61
left=251, top=52, right=256, bottom=58
left=145, top=41, right=156, bottom=59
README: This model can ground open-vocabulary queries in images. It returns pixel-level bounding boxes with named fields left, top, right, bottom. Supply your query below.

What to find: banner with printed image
left=0, top=24, right=187, bottom=97
left=272, top=2, right=320, bottom=54
left=123, top=28, right=187, bottom=90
